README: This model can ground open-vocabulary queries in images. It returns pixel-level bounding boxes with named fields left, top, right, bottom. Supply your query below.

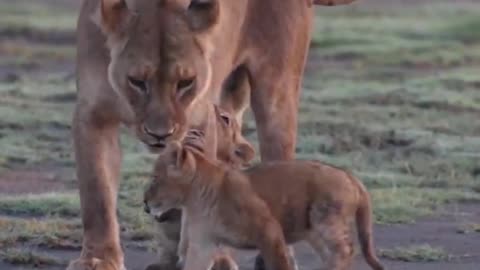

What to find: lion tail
left=354, top=179, right=385, bottom=270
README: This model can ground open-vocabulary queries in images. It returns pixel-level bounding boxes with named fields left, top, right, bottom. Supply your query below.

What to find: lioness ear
left=220, top=67, right=250, bottom=122
left=187, top=0, right=220, bottom=31
left=92, top=0, right=132, bottom=36
left=234, top=139, right=255, bottom=165
left=313, top=0, right=357, bottom=6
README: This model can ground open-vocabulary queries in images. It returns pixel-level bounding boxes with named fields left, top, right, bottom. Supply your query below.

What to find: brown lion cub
left=144, top=143, right=384, bottom=270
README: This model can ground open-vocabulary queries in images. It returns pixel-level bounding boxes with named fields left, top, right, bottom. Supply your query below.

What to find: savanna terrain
left=0, top=0, right=479, bottom=269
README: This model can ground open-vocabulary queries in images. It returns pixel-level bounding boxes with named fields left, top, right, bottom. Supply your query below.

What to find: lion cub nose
left=143, top=200, right=151, bottom=214
left=143, top=125, right=176, bottom=141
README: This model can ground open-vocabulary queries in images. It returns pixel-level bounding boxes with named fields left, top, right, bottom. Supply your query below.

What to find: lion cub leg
left=254, top=221, right=294, bottom=270
left=177, top=211, right=190, bottom=268
left=287, top=247, right=300, bottom=270
left=308, top=221, right=354, bottom=270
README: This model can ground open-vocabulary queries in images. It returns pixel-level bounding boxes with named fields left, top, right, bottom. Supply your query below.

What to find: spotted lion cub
left=144, top=143, right=384, bottom=270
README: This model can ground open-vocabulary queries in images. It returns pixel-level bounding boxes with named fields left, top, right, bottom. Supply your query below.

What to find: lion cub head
left=143, top=142, right=200, bottom=216
left=185, top=67, right=255, bottom=168
left=213, top=106, right=255, bottom=168
left=93, top=0, right=221, bottom=151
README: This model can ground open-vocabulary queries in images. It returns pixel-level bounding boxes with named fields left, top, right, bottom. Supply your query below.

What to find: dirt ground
left=1, top=0, right=480, bottom=269
left=1, top=203, right=478, bottom=270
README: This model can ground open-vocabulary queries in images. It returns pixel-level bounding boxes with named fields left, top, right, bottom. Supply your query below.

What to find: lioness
left=144, top=143, right=384, bottom=270
left=73, top=0, right=358, bottom=269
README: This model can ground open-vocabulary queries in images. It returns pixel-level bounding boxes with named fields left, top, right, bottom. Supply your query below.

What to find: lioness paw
left=66, top=258, right=125, bottom=270
left=208, top=255, right=238, bottom=270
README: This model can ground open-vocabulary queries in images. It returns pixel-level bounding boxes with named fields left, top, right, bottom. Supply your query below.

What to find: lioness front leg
left=67, top=109, right=124, bottom=270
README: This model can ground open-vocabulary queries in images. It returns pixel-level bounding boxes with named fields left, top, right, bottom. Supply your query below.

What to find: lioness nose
left=143, top=125, right=176, bottom=141
left=143, top=200, right=151, bottom=214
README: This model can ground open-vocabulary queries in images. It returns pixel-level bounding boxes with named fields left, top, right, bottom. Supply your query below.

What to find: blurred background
left=0, top=0, right=479, bottom=269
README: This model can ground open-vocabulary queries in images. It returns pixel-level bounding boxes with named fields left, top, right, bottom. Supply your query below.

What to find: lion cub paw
left=66, top=257, right=125, bottom=270
left=208, top=255, right=238, bottom=270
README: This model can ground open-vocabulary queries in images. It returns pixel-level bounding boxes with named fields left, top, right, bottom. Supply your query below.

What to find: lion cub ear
left=187, top=0, right=220, bottom=31
left=234, top=138, right=255, bottom=166
left=92, top=0, right=134, bottom=38
left=220, top=67, right=250, bottom=124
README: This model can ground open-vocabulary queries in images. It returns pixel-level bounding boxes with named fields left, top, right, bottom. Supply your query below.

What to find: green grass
left=0, top=248, right=64, bottom=267
left=0, top=0, right=76, bottom=32
left=0, top=217, right=82, bottom=249
left=380, top=244, right=449, bottom=262
left=0, top=193, right=80, bottom=217
left=371, top=189, right=480, bottom=224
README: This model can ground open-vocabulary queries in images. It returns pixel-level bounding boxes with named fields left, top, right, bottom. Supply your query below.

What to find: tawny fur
left=207, top=253, right=239, bottom=270
left=72, top=0, right=357, bottom=269
left=144, top=144, right=384, bottom=270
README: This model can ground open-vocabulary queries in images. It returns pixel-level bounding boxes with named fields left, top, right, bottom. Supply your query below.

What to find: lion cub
left=144, top=143, right=384, bottom=270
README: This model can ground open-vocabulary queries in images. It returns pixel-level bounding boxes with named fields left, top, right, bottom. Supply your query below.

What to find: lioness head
left=93, top=0, right=220, bottom=151
left=143, top=142, right=198, bottom=216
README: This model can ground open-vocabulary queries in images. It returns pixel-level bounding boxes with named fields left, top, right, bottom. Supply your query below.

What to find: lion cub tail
left=354, top=179, right=385, bottom=270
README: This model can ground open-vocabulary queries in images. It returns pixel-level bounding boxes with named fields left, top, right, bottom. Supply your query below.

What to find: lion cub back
left=243, top=160, right=361, bottom=240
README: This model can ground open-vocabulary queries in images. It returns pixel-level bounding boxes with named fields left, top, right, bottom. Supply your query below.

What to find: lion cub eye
left=219, top=113, right=231, bottom=126
left=177, top=77, right=196, bottom=96
left=128, top=76, right=148, bottom=93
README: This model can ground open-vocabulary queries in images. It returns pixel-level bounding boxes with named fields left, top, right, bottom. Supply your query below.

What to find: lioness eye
left=128, top=76, right=147, bottom=93
left=177, top=77, right=196, bottom=96
left=189, top=0, right=213, bottom=10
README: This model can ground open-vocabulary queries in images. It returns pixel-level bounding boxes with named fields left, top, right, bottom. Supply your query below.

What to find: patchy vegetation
left=0, top=193, right=80, bottom=217
left=0, top=249, right=64, bottom=267
left=380, top=244, right=449, bottom=262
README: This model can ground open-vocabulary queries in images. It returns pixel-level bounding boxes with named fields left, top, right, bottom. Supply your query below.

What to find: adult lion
left=70, top=0, right=357, bottom=270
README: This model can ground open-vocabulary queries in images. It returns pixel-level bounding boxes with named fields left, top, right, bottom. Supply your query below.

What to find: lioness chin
left=144, top=143, right=384, bottom=270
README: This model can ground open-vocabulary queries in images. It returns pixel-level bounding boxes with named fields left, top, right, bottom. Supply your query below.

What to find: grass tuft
left=0, top=193, right=80, bottom=217
left=380, top=244, right=449, bottom=262
left=0, top=248, right=64, bottom=266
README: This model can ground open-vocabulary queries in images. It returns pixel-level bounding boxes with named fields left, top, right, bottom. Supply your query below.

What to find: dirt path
left=1, top=203, right=478, bottom=270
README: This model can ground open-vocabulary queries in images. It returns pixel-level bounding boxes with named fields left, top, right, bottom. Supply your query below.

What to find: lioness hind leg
left=308, top=223, right=354, bottom=270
